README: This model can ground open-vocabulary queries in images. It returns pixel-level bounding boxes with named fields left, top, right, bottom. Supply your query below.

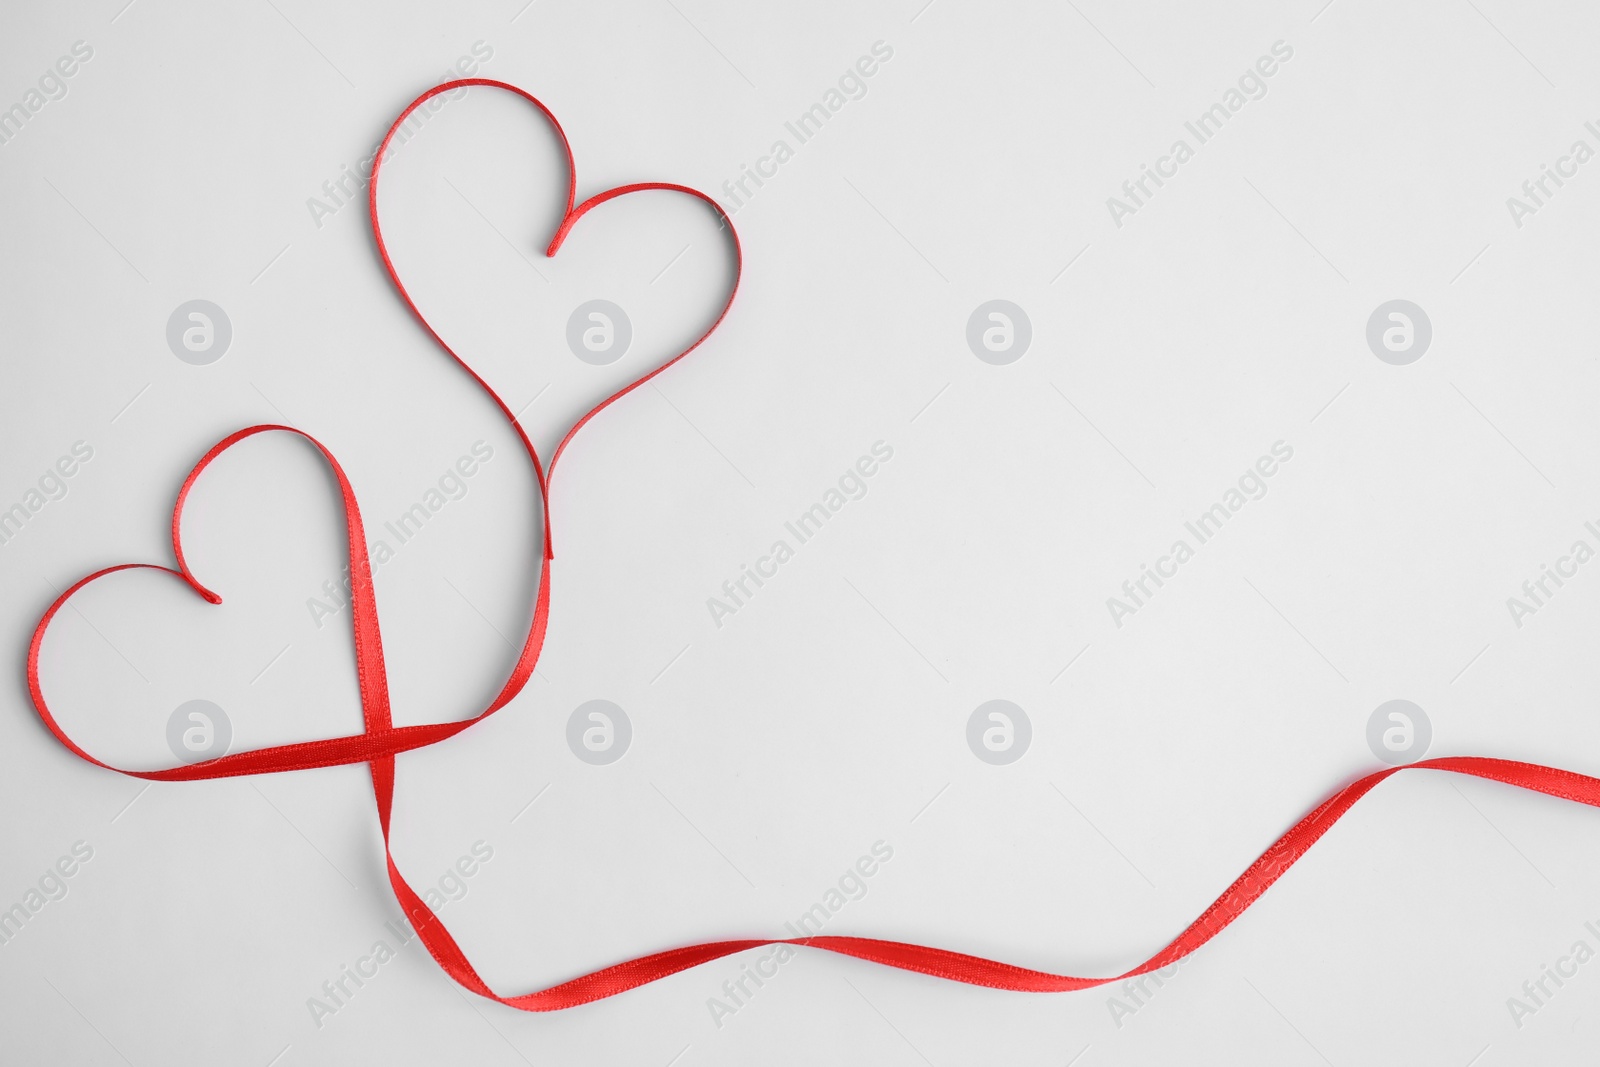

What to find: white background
left=4, top=0, right=1600, bottom=1063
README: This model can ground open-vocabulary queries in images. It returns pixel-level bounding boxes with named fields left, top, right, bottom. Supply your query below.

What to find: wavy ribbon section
left=28, top=80, right=1600, bottom=1011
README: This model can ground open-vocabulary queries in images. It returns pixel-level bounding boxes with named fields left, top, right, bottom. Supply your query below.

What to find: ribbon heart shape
left=29, top=79, right=1600, bottom=1012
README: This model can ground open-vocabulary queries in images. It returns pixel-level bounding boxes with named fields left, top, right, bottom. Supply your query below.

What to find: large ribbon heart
left=30, top=80, right=1600, bottom=1012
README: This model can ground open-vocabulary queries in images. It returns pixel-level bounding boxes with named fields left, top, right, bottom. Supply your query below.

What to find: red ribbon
left=28, top=79, right=1600, bottom=1010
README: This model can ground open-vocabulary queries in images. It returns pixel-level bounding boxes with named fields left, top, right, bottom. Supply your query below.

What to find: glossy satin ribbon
left=28, top=80, right=1600, bottom=1010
